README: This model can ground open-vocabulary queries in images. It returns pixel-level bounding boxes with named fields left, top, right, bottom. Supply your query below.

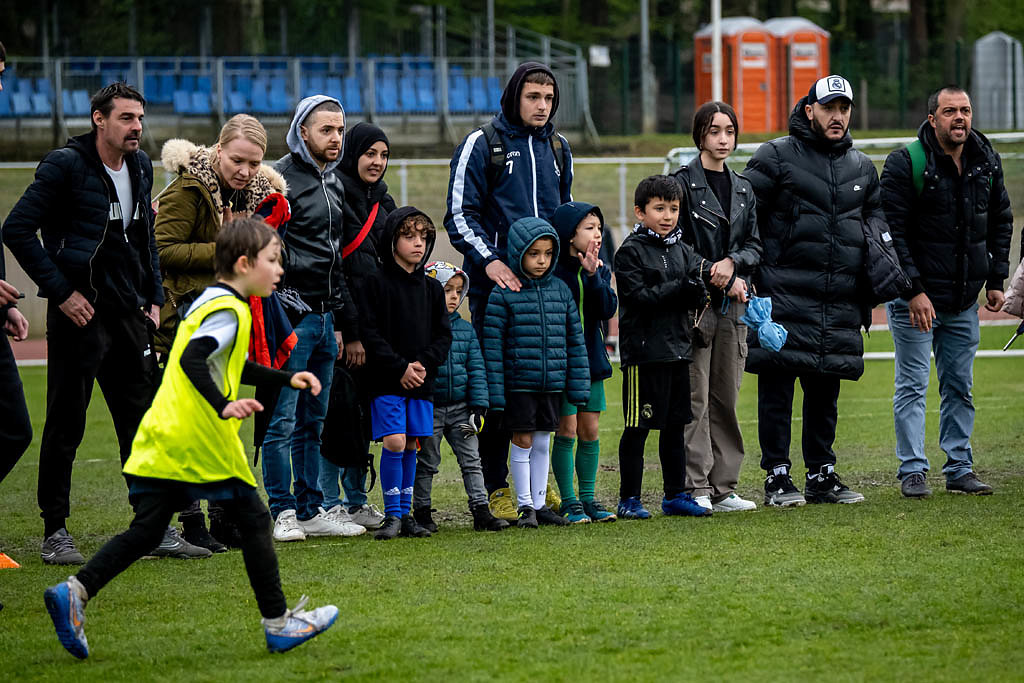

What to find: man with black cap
left=744, top=75, right=885, bottom=507
left=444, top=62, right=574, bottom=521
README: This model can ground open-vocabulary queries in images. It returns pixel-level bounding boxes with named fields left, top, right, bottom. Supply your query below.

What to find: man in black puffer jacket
left=3, top=83, right=164, bottom=564
left=881, top=86, right=1012, bottom=499
left=744, top=75, right=881, bottom=508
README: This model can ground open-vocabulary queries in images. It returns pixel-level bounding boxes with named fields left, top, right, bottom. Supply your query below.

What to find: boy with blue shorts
left=44, top=218, right=337, bottom=658
left=356, top=207, right=452, bottom=540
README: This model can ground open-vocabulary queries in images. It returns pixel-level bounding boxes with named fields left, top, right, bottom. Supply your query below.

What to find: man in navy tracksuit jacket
left=444, top=61, right=574, bottom=512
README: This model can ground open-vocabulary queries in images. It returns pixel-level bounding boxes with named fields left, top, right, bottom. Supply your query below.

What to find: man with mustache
left=880, top=86, right=1013, bottom=498
left=264, top=95, right=365, bottom=541
left=743, top=75, right=884, bottom=507
left=3, top=82, right=164, bottom=563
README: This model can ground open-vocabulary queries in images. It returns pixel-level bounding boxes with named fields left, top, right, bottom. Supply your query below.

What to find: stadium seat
left=225, top=91, right=247, bottom=114
left=173, top=90, right=193, bottom=114
left=35, top=78, right=52, bottom=97
left=448, top=73, right=472, bottom=114
left=191, top=92, right=212, bottom=115
left=487, top=77, right=502, bottom=110
left=31, top=93, right=51, bottom=116
left=268, top=90, right=292, bottom=114
left=343, top=76, right=362, bottom=113
left=72, top=90, right=91, bottom=116
left=325, top=76, right=343, bottom=103
left=375, top=72, right=400, bottom=114
left=0, top=90, right=11, bottom=118
left=11, top=92, right=33, bottom=116
left=15, top=79, right=33, bottom=96
left=399, top=75, right=418, bottom=113
left=251, top=79, right=270, bottom=112
left=158, top=74, right=177, bottom=104
left=62, top=90, right=74, bottom=116
left=180, top=74, right=196, bottom=92
left=415, top=74, right=436, bottom=113
left=470, top=76, right=489, bottom=113
left=197, top=76, right=213, bottom=95
left=303, top=74, right=326, bottom=98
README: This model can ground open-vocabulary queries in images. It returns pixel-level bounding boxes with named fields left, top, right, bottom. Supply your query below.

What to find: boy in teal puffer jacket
left=414, top=261, right=509, bottom=532
left=482, top=217, right=590, bottom=528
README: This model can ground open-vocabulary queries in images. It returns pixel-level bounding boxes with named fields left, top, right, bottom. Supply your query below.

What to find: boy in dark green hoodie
left=550, top=202, right=619, bottom=523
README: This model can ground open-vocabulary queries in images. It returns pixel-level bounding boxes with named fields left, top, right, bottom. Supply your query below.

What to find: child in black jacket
left=613, top=176, right=711, bottom=520
left=356, top=207, right=452, bottom=540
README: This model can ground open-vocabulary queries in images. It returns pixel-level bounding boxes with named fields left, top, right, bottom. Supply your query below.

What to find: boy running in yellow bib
left=44, top=217, right=338, bottom=658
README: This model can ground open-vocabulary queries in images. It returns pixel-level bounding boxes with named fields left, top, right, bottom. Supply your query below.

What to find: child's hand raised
left=221, top=398, right=264, bottom=419
left=577, top=239, right=602, bottom=275
left=400, top=363, right=425, bottom=390
left=291, top=371, right=322, bottom=396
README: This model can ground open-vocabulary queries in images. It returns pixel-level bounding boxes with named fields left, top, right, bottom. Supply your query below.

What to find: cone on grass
left=0, top=553, right=20, bottom=569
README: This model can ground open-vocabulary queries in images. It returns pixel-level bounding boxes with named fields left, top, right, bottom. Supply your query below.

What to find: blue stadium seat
left=72, top=90, right=90, bottom=116
left=11, top=93, right=33, bottom=116
left=233, top=75, right=252, bottom=99
left=250, top=79, right=270, bottom=112
left=15, top=79, right=33, bottom=96
left=448, top=73, right=472, bottom=113
left=487, top=77, right=502, bottom=110
left=62, top=90, right=74, bottom=116
left=191, top=92, right=211, bottom=115
left=304, top=74, right=326, bottom=98
left=325, top=77, right=343, bottom=103
left=35, top=78, right=52, bottom=97
left=144, top=74, right=160, bottom=102
left=375, top=72, right=400, bottom=114
left=158, top=74, right=177, bottom=103
left=399, top=75, right=417, bottom=113
left=173, top=90, right=192, bottom=114
left=180, top=74, right=196, bottom=92
left=0, top=91, right=12, bottom=118
left=343, top=76, right=362, bottom=113
left=470, top=76, right=489, bottom=113
left=225, top=91, right=247, bottom=114
left=31, top=93, right=51, bottom=116
left=197, top=76, right=212, bottom=94
left=415, top=74, right=436, bottom=113
left=268, top=90, right=291, bottom=114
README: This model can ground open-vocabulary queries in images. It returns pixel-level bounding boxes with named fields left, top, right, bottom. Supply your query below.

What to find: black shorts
left=504, top=392, right=561, bottom=432
left=621, top=361, right=692, bottom=430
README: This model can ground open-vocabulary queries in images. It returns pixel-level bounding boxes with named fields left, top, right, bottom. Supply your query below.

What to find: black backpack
left=479, top=121, right=567, bottom=187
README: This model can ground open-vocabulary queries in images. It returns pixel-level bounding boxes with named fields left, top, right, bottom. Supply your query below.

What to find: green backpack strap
left=906, top=139, right=926, bottom=195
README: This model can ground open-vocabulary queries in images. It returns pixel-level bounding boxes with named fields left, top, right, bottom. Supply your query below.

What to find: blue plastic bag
left=739, top=296, right=788, bottom=352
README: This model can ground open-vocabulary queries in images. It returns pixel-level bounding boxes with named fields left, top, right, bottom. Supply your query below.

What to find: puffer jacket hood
left=381, top=206, right=437, bottom=273
left=552, top=201, right=603, bottom=264
left=507, top=216, right=559, bottom=281
left=339, top=122, right=389, bottom=183
left=425, top=260, right=470, bottom=310
left=789, top=96, right=853, bottom=154
left=286, top=95, right=345, bottom=176
left=500, top=61, right=559, bottom=128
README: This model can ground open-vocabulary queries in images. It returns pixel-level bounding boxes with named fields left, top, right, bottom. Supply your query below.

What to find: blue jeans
left=887, top=299, right=980, bottom=482
left=319, top=463, right=368, bottom=509
left=261, top=312, right=337, bottom=521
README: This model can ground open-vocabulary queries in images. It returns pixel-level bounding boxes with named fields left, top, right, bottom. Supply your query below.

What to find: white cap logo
left=811, top=74, right=854, bottom=105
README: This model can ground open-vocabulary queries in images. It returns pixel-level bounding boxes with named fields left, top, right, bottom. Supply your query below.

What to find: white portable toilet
left=972, top=31, right=1024, bottom=130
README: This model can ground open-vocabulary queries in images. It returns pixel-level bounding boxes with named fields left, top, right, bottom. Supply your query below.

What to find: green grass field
left=1, top=325, right=1022, bottom=681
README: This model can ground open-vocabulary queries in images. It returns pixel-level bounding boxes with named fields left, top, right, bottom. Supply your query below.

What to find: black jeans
left=470, top=281, right=512, bottom=495
left=618, top=425, right=687, bottom=499
left=0, top=333, right=32, bottom=483
left=38, top=304, right=157, bottom=534
left=76, top=485, right=286, bottom=618
left=757, top=371, right=841, bottom=473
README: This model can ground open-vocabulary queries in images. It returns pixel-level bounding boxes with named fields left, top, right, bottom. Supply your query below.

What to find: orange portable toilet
left=694, top=17, right=773, bottom=133
left=764, top=17, right=830, bottom=131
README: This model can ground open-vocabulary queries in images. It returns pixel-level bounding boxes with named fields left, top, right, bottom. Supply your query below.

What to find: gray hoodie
left=286, top=94, right=346, bottom=177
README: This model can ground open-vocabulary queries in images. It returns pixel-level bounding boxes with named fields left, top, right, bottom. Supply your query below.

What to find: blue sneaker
left=264, top=596, right=339, bottom=653
left=44, top=579, right=89, bottom=659
left=616, top=497, right=651, bottom=520
left=662, top=492, right=714, bottom=517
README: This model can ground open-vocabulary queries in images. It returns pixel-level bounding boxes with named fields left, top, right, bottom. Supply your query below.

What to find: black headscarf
left=340, top=122, right=390, bottom=183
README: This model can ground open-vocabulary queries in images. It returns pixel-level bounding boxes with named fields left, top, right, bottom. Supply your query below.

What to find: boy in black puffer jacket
left=482, top=217, right=590, bottom=528
left=412, top=262, right=508, bottom=532
left=614, top=176, right=712, bottom=521
left=550, top=201, right=619, bottom=524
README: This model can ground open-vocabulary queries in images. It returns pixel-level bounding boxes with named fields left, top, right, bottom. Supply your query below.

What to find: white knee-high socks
left=510, top=431, right=552, bottom=510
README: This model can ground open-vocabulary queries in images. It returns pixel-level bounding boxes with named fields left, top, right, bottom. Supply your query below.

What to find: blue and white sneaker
left=662, top=492, right=713, bottom=517
left=616, top=496, right=652, bottom=520
left=44, top=578, right=89, bottom=659
left=263, top=595, right=338, bottom=653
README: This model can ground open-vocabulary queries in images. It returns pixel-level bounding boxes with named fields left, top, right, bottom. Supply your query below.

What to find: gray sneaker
left=148, top=526, right=213, bottom=559
left=764, top=472, right=806, bottom=507
left=946, top=472, right=993, bottom=495
left=901, top=472, right=932, bottom=498
left=41, top=529, right=86, bottom=565
left=348, top=503, right=385, bottom=529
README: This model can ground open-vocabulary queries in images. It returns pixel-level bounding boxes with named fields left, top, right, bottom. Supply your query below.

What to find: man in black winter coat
left=744, top=75, right=879, bottom=508
left=2, top=83, right=167, bottom=564
left=881, top=86, right=1012, bottom=499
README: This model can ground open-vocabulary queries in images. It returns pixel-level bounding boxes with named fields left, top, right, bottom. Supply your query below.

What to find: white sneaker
left=713, top=493, right=758, bottom=512
left=693, top=495, right=714, bottom=511
left=320, top=506, right=367, bottom=536
left=273, top=509, right=306, bottom=542
left=298, top=510, right=362, bottom=537
left=347, top=503, right=385, bottom=530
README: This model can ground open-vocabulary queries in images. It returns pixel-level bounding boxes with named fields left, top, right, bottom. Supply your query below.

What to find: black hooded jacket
left=880, top=121, right=1013, bottom=312
left=3, top=131, right=162, bottom=312
left=743, top=98, right=884, bottom=380
left=356, top=206, right=452, bottom=399
left=338, top=122, right=397, bottom=292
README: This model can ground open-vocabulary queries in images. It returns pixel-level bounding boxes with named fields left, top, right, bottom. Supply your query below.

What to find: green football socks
left=576, top=439, right=600, bottom=502
left=551, top=435, right=578, bottom=503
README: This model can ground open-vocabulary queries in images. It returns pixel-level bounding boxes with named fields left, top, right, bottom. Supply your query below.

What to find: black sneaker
left=900, top=472, right=932, bottom=498
left=471, top=503, right=509, bottom=531
left=535, top=505, right=571, bottom=526
left=373, top=515, right=402, bottom=540
left=764, top=470, right=806, bottom=507
left=40, top=529, right=86, bottom=565
left=182, top=519, right=228, bottom=553
left=946, top=472, right=993, bottom=495
left=516, top=506, right=538, bottom=529
left=805, top=465, right=864, bottom=504
left=148, top=527, right=213, bottom=559
left=413, top=507, right=438, bottom=533
left=208, top=514, right=245, bottom=549
left=400, top=514, right=432, bottom=538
